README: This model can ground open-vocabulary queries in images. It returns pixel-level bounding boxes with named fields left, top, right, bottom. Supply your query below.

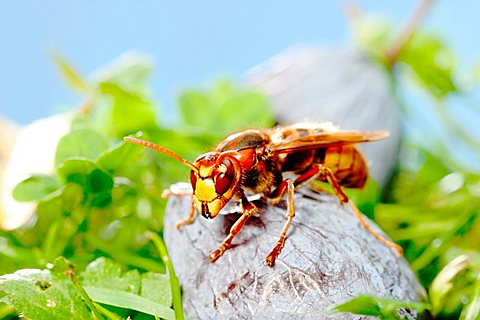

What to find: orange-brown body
left=125, top=121, right=402, bottom=267
left=214, top=122, right=368, bottom=198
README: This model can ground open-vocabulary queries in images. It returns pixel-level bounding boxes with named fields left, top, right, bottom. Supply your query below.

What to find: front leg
left=265, top=178, right=295, bottom=267
left=209, top=193, right=257, bottom=262
left=162, top=183, right=197, bottom=229
left=175, top=197, right=196, bottom=229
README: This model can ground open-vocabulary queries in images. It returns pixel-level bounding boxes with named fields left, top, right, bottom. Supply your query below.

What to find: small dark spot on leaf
left=35, top=279, right=52, bottom=291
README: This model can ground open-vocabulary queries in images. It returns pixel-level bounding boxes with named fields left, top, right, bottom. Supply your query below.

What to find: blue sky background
left=0, top=1, right=478, bottom=125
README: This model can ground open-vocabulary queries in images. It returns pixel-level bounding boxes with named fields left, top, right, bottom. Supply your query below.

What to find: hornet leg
left=265, top=178, right=295, bottom=267
left=209, top=192, right=258, bottom=262
left=175, top=196, right=197, bottom=229
left=321, top=165, right=403, bottom=255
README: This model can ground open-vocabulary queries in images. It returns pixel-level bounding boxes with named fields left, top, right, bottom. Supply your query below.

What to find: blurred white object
left=244, top=46, right=401, bottom=188
left=0, top=113, right=72, bottom=230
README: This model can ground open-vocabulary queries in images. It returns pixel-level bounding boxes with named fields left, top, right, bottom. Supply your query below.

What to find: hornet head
left=124, top=136, right=241, bottom=219
left=190, top=152, right=241, bottom=219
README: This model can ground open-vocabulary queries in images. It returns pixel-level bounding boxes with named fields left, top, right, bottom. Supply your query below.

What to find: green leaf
left=57, top=159, right=113, bottom=208
left=399, top=33, right=457, bottom=98
left=52, top=52, right=89, bottom=94
left=57, top=158, right=96, bottom=185
left=460, top=273, right=480, bottom=320
left=55, top=129, right=108, bottom=165
left=216, top=87, right=273, bottom=132
left=97, top=139, right=145, bottom=174
left=98, top=82, right=158, bottom=137
left=87, top=169, right=114, bottom=208
left=0, top=263, right=94, bottom=319
left=89, top=52, right=158, bottom=138
left=57, top=159, right=112, bottom=190
left=80, top=258, right=173, bottom=318
left=179, top=91, right=211, bottom=130
left=93, top=51, right=154, bottom=96
left=38, top=183, right=84, bottom=216
left=12, top=174, right=60, bottom=202
left=84, top=287, right=174, bottom=320
left=81, top=257, right=140, bottom=294
left=87, top=169, right=114, bottom=194
left=430, top=255, right=470, bottom=315
left=331, top=296, right=383, bottom=317
left=141, top=272, right=172, bottom=307
left=179, top=80, right=274, bottom=137
left=330, top=295, right=430, bottom=319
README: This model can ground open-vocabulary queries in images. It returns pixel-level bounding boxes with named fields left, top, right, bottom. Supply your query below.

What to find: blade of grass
left=94, top=302, right=122, bottom=320
left=412, top=210, right=477, bottom=271
left=460, top=273, right=480, bottom=320
left=85, top=287, right=174, bottom=320
left=65, top=263, right=104, bottom=319
left=147, top=231, right=185, bottom=320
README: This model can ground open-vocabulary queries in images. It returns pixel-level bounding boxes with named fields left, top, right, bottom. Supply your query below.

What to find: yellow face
left=190, top=153, right=237, bottom=219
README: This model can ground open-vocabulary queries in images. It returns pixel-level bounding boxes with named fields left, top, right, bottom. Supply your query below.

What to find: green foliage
left=0, top=257, right=175, bottom=320
left=330, top=295, right=430, bottom=320
left=179, top=80, right=274, bottom=137
left=55, top=129, right=109, bottom=165
left=342, top=12, right=480, bottom=320
left=0, top=258, right=94, bottom=320
left=13, top=175, right=60, bottom=202
left=398, top=33, right=457, bottom=98
left=0, top=52, right=274, bottom=319
left=81, top=257, right=174, bottom=319
left=460, top=273, right=480, bottom=320
left=84, top=287, right=174, bottom=320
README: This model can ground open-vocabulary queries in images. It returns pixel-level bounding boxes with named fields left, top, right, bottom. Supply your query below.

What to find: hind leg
left=320, top=165, right=403, bottom=255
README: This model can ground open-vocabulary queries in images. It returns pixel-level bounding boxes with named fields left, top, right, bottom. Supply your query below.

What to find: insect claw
left=175, top=220, right=188, bottom=230
left=265, top=237, right=286, bottom=267
left=209, top=250, right=221, bottom=262
left=265, top=255, right=275, bottom=267
left=393, top=243, right=404, bottom=256
left=209, top=242, right=232, bottom=262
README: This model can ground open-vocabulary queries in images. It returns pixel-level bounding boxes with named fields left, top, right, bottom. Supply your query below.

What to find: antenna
left=124, top=136, right=199, bottom=174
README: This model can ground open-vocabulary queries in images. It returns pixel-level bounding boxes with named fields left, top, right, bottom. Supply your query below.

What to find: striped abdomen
left=322, top=145, right=368, bottom=188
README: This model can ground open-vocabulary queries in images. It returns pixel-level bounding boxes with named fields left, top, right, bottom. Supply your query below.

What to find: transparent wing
left=269, top=130, right=389, bottom=154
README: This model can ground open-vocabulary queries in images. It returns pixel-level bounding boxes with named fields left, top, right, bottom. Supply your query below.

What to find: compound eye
left=215, top=159, right=234, bottom=194
left=190, top=170, right=197, bottom=190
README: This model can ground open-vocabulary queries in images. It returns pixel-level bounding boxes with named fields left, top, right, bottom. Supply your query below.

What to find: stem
left=94, top=303, right=121, bottom=320
left=42, top=219, right=60, bottom=262
left=385, top=0, right=436, bottom=67
left=67, top=267, right=104, bottom=319
left=147, top=231, right=185, bottom=320
left=460, top=272, right=480, bottom=319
